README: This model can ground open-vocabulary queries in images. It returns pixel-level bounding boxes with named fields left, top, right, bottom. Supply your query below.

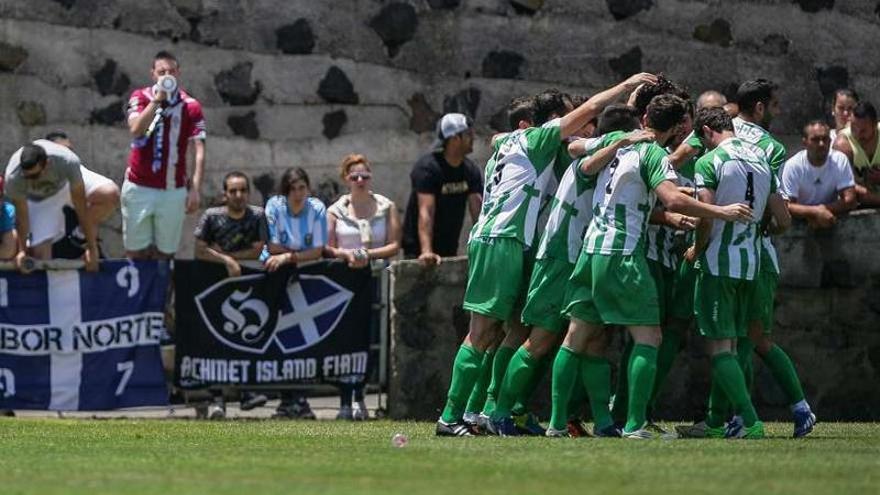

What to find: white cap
left=432, top=113, right=472, bottom=151
left=438, top=113, right=471, bottom=139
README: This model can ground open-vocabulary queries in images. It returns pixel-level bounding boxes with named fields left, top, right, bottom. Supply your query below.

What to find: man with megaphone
left=123, top=50, right=207, bottom=260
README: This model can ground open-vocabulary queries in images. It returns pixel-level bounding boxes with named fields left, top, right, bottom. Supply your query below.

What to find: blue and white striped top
left=264, top=195, right=327, bottom=252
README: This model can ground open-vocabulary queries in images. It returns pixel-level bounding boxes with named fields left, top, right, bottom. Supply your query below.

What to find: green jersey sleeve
left=525, top=119, right=562, bottom=173
left=766, top=138, right=787, bottom=173
left=694, top=152, right=719, bottom=190
left=640, top=143, right=677, bottom=190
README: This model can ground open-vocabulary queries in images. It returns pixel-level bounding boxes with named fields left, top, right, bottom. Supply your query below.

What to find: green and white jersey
left=583, top=133, right=678, bottom=255
left=645, top=133, right=703, bottom=269
left=535, top=139, right=600, bottom=264
left=470, top=119, right=562, bottom=248
left=733, top=117, right=787, bottom=274
left=695, top=137, right=776, bottom=280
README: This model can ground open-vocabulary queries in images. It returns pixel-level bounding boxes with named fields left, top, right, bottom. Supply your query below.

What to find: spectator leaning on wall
left=781, top=120, right=857, bottom=228
left=123, top=50, right=206, bottom=259
left=263, top=167, right=327, bottom=419
left=44, top=131, right=120, bottom=258
left=326, top=154, right=401, bottom=420
left=834, top=101, right=880, bottom=207
left=0, top=176, right=18, bottom=262
left=193, top=171, right=271, bottom=419
left=402, top=113, right=482, bottom=266
left=4, top=141, right=99, bottom=273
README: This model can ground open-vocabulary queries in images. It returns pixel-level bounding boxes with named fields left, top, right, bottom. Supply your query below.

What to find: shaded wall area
left=388, top=210, right=880, bottom=421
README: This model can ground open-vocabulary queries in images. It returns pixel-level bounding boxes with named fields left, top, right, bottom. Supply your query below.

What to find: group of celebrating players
left=435, top=72, right=818, bottom=440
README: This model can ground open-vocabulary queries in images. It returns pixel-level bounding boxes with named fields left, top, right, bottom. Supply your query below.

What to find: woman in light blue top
left=262, top=167, right=326, bottom=419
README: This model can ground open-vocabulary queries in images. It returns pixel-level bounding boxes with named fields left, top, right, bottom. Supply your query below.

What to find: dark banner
left=173, top=260, right=373, bottom=388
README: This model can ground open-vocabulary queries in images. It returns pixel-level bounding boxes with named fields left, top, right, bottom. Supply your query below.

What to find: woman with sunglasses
left=263, top=167, right=327, bottom=419
left=326, top=154, right=401, bottom=420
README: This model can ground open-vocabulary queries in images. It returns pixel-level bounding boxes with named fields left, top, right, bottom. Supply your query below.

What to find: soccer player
left=436, top=72, right=659, bottom=437
left=608, top=79, right=700, bottom=430
left=686, top=106, right=792, bottom=439
left=731, top=79, right=817, bottom=438
left=554, top=95, right=752, bottom=439
left=834, top=101, right=880, bottom=207
left=487, top=105, right=642, bottom=437
left=782, top=120, right=857, bottom=228
left=461, top=96, right=537, bottom=427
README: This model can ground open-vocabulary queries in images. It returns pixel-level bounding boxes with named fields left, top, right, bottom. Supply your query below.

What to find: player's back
left=696, top=137, right=773, bottom=280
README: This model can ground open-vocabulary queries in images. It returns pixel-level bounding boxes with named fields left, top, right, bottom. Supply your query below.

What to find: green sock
left=493, top=347, right=539, bottom=419
left=549, top=346, right=581, bottom=431
left=706, top=378, right=730, bottom=428
left=737, top=338, right=755, bottom=392
left=762, top=344, right=805, bottom=404
left=610, top=337, right=633, bottom=424
left=464, top=349, right=496, bottom=414
left=581, top=354, right=613, bottom=430
left=624, top=343, right=658, bottom=433
left=440, top=345, right=485, bottom=423
left=712, top=352, right=759, bottom=427
left=649, top=324, right=683, bottom=411
left=511, top=350, right=554, bottom=416
left=567, top=371, right=588, bottom=420
left=481, top=346, right=515, bottom=416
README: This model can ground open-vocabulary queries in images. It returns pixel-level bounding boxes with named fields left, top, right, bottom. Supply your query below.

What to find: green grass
left=0, top=420, right=877, bottom=495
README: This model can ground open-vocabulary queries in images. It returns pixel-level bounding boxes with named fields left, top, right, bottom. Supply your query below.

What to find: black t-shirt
left=402, top=152, right=483, bottom=257
left=194, top=205, right=268, bottom=253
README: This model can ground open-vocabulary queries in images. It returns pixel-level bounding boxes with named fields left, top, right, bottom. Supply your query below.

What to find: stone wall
left=388, top=210, right=880, bottom=421
left=2, top=0, right=880, bottom=256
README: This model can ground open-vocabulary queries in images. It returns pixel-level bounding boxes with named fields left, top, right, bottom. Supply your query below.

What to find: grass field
left=0, top=419, right=877, bottom=495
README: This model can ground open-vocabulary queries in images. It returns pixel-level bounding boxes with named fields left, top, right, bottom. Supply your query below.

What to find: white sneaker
left=336, top=405, right=353, bottom=420
left=545, top=427, right=569, bottom=438
left=622, top=423, right=654, bottom=439
left=352, top=401, right=368, bottom=421
left=207, top=403, right=226, bottom=420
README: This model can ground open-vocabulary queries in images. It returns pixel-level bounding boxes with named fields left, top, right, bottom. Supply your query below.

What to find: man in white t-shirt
left=781, top=120, right=857, bottom=228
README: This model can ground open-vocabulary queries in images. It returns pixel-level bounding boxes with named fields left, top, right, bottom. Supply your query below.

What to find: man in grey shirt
left=5, top=140, right=98, bottom=272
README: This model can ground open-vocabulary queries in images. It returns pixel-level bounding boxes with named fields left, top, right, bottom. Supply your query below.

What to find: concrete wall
left=388, top=210, right=880, bottom=421
left=1, top=0, right=880, bottom=257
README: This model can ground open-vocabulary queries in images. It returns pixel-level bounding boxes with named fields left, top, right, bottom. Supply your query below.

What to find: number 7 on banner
left=116, top=361, right=134, bottom=396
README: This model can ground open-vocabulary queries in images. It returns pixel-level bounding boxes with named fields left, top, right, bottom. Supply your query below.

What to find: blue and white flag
left=0, top=261, right=169, bottom=410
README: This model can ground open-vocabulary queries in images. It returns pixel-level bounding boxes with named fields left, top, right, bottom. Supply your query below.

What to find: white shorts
left=27, top=184, right=71, bottom=246
left=120, top=179, right=187, bottom=254
left=81, top=165, right=115, bottom=196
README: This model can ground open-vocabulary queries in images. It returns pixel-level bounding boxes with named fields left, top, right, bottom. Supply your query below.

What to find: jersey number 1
left=745, top=171, right=755, bottom=208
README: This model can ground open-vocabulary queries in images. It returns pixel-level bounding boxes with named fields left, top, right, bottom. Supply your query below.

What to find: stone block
left=16, top=101, right=46, bottom=126
left=214, top=61, right=262, bottom=106
left=275, top=18, right=315, bottom=55
left=368, top=2, right=419, bottom=58
left=317, top=66, right=359, bottom=105
left=0, top=41, right=27, bottom=71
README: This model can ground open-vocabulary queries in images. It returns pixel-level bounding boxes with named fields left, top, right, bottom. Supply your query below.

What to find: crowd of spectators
left=2, top=49, right=879, bottom=419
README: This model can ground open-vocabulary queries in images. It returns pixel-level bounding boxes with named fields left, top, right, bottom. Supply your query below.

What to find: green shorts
left=521, top=257, right=575, bottom=333
left=749, top=267, right=778, bottom=334
left=669, top=260, right=698, bottom=321
left=564, top=250, right=660, bottom=326
left=694, top=271, right=756, bottom=339
left=463, top=237, right=526, bottom=321
left=647, top=258, right=676, bottom=323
